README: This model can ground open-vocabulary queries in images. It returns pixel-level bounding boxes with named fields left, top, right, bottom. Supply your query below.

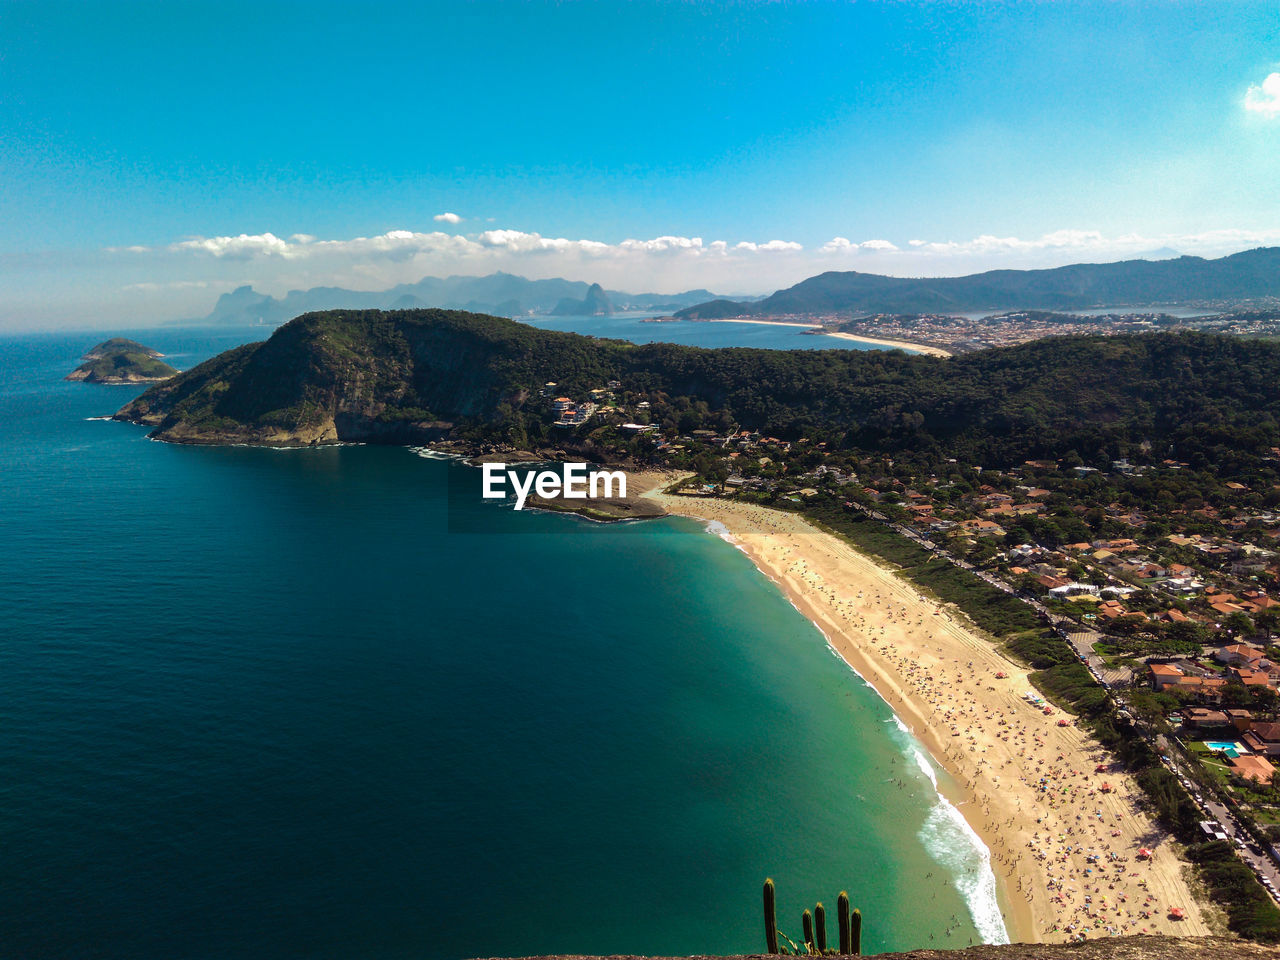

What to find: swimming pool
left=1204, top=740, right=1243, bottom=758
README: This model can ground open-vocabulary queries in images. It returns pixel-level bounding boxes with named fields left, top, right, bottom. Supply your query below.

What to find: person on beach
left=658, top=496, right=1208, bottom=941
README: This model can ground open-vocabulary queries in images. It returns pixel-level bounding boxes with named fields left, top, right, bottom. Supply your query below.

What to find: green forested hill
left=676, top=247, right=1280, bottom=317
left=83, top=337, right=163, bottom=359
left=66, top=341, right=177, bottom=383
left=115, top=309, right=1280, bottom=473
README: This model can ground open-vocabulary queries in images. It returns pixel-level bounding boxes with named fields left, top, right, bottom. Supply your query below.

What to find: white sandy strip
left=642, top=485, right=1214, bottom=943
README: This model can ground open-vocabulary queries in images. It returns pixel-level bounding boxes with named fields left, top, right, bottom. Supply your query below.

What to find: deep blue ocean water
left=0, top=324, right=1001, bottom=959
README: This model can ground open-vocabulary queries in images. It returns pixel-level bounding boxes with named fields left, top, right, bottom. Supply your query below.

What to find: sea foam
left=891, top=725, right=1010, bottom=945
left=410, top=446, right=464, bottom=461
left=699, top=515, right=1010, bottom=945
left=828, top=654, right=1009, bottom=944
left=806, top=624, right=1009, bottom=944
left=702, top=518, right=739, bottom=545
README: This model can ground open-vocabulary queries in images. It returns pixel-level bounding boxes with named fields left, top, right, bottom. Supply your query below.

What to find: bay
left=0, top=325, right=996, bottom=959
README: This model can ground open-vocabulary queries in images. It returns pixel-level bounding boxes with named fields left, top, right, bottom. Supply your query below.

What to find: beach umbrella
left=1170, top=907, right=1185, bottom=919
left=1137, top=848, right=1152, bottom=859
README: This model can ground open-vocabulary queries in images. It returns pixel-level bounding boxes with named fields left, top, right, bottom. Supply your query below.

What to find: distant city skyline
left=2, top=0, right=1278, bottom=328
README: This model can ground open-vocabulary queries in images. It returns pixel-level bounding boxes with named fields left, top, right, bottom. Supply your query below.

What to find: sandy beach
left=698, top=318, right=816, bottom=328
left=697, top=319, right=951, bottom=357
left=641, top=482, right=1214, bottom=944
left=822, top=330, right=953, bottom=358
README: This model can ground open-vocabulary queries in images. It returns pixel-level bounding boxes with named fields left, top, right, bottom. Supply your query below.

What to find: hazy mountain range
left=198, top=273, right=725, bottom=325
left=676, top=247, right=1280, bottom=318
left=196, top=248, right=1280, bottom=327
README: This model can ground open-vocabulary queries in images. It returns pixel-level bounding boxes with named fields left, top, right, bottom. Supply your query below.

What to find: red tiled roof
left=1229, top=754, right=1276, bottom=782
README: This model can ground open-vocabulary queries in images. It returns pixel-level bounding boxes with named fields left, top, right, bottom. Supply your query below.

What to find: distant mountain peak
left=551, top=282, right=614, bottom=316
left=675, top=246, right=1280, bottom=318
left=1135, top=247, right=1183, bottom=261
left=199, top=272, right=711, bottom=325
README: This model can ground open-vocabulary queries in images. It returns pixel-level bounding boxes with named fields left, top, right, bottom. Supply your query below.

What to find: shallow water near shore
left=0, top=328, right=1003, bottom=958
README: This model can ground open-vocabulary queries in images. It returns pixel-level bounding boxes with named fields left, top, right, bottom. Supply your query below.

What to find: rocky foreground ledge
left=477, top=939, right=1279, bottom=960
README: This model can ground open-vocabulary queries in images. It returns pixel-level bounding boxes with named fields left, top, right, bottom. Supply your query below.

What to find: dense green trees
left=123, top=311, right=1280, bottom=479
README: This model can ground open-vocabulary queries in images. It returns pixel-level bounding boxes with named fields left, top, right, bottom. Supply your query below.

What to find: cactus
left=837, top=892, right=851, bottom=954
left=764, top=878, right=779, bottom=954
left=762, top=880, right=861, bottom=956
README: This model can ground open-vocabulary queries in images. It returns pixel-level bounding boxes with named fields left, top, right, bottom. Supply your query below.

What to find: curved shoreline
left=699, top=510, right=1021, bottom=943
left=646, top=485, right=1212, bottom=944
left=821, top=330, right=953, bottom=357
left=697, top=319, right=952, bottom=357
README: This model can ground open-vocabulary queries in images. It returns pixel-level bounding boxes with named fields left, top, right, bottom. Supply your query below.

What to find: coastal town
left=675, top=305, right=1280, bottom=355
left=529, top=372, right=1280, bottom=935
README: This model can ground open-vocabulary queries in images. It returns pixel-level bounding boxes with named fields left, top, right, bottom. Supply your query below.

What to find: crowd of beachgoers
left=645, top=482, right=1215, bottom=943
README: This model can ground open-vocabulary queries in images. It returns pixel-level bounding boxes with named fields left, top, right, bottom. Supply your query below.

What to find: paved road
left=1149, top=730, right=1280, bottom=898
left=1059, top=627, right=1135, bottom=687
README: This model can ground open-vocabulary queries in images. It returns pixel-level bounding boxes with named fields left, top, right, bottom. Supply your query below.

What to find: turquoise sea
left=521, top=313, right=871, bottom=348
left=0, top=323, right=1006, bottom=959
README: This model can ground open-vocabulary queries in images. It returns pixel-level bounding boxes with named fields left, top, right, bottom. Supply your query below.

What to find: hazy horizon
left=9, top=242, right=1278, bottom=335
left=3, top=1, right=1279, bottom=329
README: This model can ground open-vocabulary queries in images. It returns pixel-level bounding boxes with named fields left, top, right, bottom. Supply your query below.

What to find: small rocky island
left=67, top=339, right=179, bottom=384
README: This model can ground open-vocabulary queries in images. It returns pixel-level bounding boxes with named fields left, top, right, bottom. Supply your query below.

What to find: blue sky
left=2, top=0, right=1279, bottom=327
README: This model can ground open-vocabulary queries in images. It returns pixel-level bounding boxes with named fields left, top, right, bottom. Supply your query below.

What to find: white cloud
left=897, top=227, right=1280, bottom=260
left=770, top=240, right=804, bottom=251
left=820, top=237, right=899, bottom=253
left=1245, top=72, right=1280, bottom=117
left=141, top=228, right=807, bottom=265
left=476, top=229, right=609, bottom=255
left=433, top=212, right=463, bottom=224
left=23, top=218, right=1280, bottom=330
left=170, top=232, right=292, bottom=259
left=99, top=223, right=1280, bottom=312
left=134, top=225, right=1280, bottom=271
left=105, top=227, right=816, bottom=300
left=619, top=235, right=706, bottom=254
left=733, top=239, right=803, bottom=252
